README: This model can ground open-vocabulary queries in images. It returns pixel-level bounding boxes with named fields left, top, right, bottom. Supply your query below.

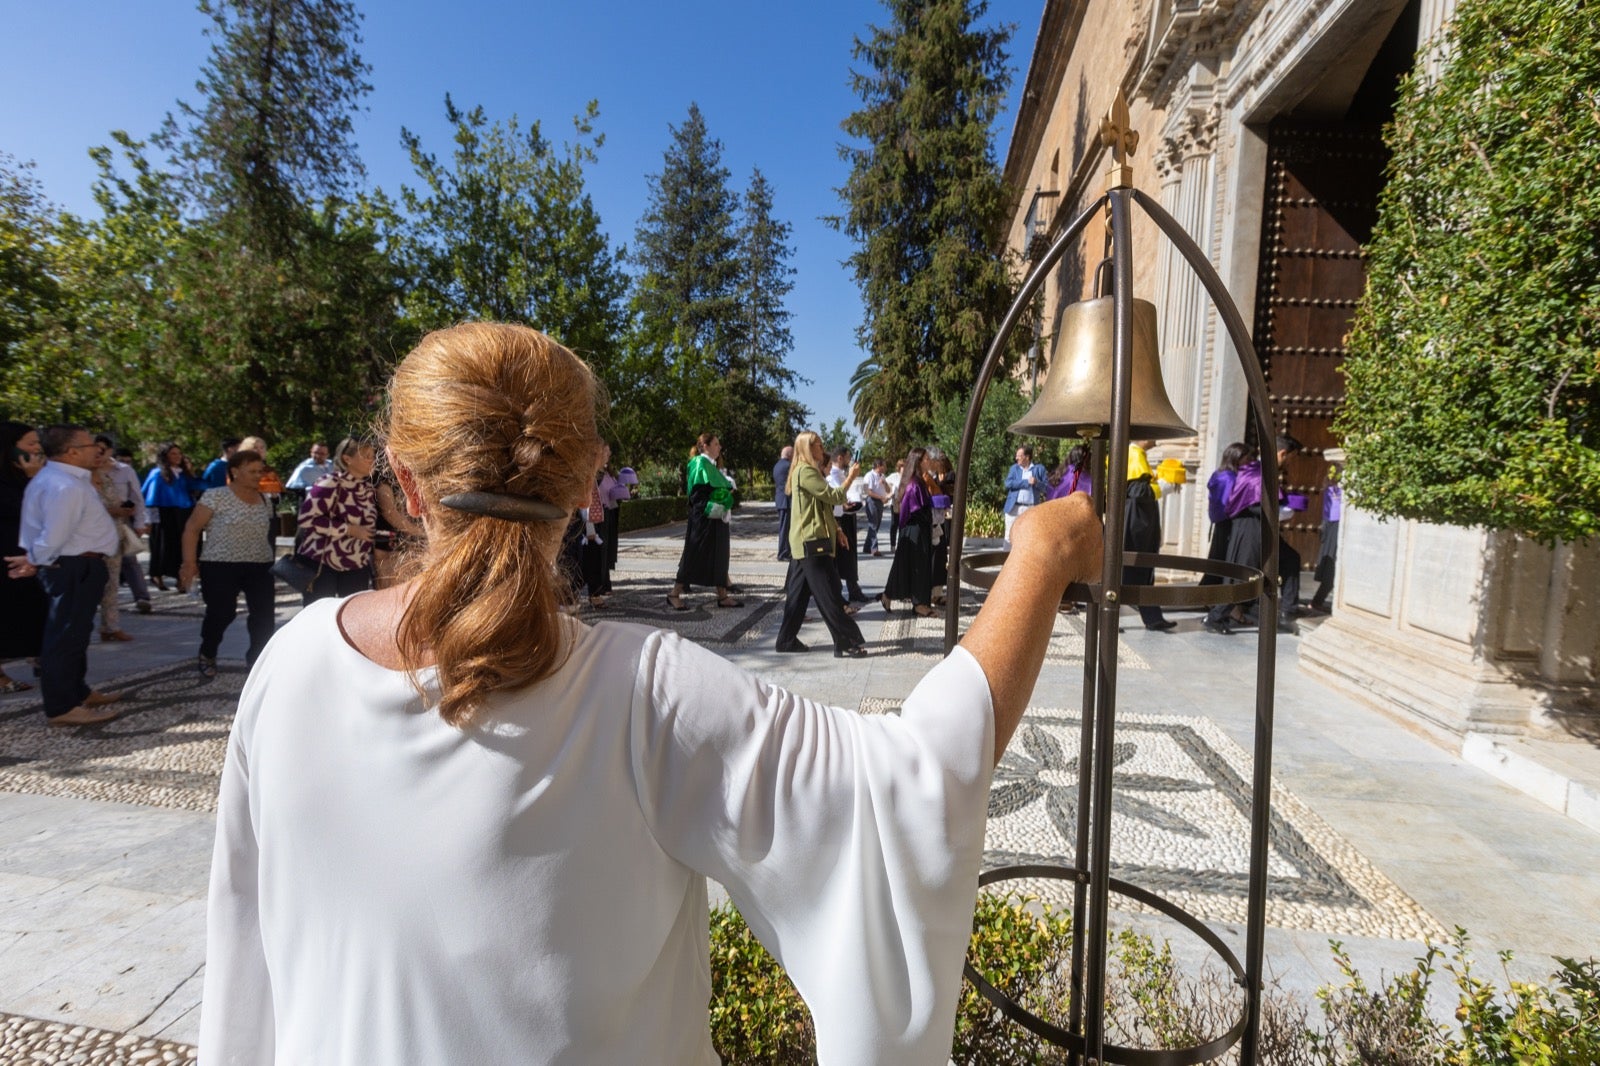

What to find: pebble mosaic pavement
left=861, top=696, right=1443, bottom=941
left=0, top=1014, right=195, bottom=1064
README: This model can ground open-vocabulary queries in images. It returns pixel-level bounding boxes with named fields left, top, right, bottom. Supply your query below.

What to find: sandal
left=878, top=592, right=893, bottom=613
left=198, top=655, right=217, bottom=679
left=588, top=597, right=609, bottom=610
left=913, top=604, right=937, bottom=618
left=716, top=597, right=743, bottom=609
left=0, top=676, right=33, bottom=694
left=665, top=593, right=688, bottom=612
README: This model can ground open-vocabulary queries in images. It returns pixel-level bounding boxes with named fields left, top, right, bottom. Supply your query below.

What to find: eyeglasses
left=63, top=442, right=97, bottom=453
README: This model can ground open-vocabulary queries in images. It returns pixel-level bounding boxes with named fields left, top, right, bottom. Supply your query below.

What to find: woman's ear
left=390, top=450, right=425, bottom=518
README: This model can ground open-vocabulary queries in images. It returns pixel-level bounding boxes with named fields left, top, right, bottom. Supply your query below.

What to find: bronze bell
left=1009, top=294, right=1196, bottom=440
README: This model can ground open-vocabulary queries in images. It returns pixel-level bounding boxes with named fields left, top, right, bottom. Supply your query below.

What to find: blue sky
left=0, top=0, right=1041, bottom=448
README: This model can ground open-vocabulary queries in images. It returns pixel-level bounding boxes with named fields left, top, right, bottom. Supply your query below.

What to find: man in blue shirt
left=6, top=425, right=124, bottom=725
left=1002, top=446, right=1051, bottom=549
left=285, top=442, right=336, bottom=491
left=203, top=439, right=241, bottom=489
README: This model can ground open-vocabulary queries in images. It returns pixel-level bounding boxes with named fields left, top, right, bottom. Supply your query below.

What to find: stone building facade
left=1002, top=0, right=1600, bottom=751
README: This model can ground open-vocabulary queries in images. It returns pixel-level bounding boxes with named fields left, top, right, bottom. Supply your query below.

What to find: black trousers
left=835, top=512, right=863, bottom=598
left=580, top=538, right=606, bottom=597
left=1279, top=537, right=1302, bottom=615
left=776, top=555, right=864, bottom=653
left=1198, top=518, right=1232, bottom=587
left=150, top=506, right=192, bottom=579
left=776, top=506, right=791, bottom=561
left=303, top=564, right=372, bottom=605
left=38, top=556, right=107, bottom=718
left=602, top=508, right=621, bottom=591
left=199, top=561, right=276, bottom=665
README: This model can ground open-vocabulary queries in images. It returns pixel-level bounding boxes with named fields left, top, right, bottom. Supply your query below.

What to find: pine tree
left=731, top=168, right=809, bottom=463
left=832, top=0, right=1020, bottom=455
left=627, top=104, right=744, bottom=458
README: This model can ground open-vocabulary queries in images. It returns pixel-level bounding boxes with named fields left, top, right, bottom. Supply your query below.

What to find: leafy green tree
left=930, top=376, right=1059, bottom=506
left=1336, top=0, right=1600, bottom=542
left=832, top=0, right=1022, bottom=455
left=1, top=137, right=190, bottom=434
left=822, top=417, right=859, bottom=457
left=0, top=155, right=62, bottom=403
left=627, top=104, right=742, bottom=456
left=390, top=97, right=629, bottom=381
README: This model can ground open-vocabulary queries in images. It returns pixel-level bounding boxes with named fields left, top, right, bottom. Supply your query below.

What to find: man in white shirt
left=6, top=425, right=124, bottom=725
left=97, top=435, right=152, bottom=614
left=885, top=459, right=904, bottom=551
left=285, top=442, right=336, bottom=491
left=827, top=448, right=867, bottom=605
left=862, top=458, right=890, bottom=556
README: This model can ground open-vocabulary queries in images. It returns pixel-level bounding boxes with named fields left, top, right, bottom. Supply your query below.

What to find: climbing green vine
left=1336, top=0, right=1600, bottom=543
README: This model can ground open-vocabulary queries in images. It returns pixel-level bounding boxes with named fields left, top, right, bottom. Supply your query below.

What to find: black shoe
left=198, top=655, right=217, bottom=679
left=1144, top=619, right=1178, bottom=631
left=848, top=591, right=870, bottom=604
left=834, top=645, right=869, bottom=659
left=1277, top=615, right=1300, bottom=635
left=775, top=640, right=808, bottom=653
left=1202, top=619, right=1234, bottom=635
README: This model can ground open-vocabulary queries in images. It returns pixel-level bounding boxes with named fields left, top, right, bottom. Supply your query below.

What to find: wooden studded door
left=1251, top=121, right=1388, bottom=569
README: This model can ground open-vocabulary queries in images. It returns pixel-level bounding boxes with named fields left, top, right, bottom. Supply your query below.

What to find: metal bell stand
left=942, top=93, right=1284, bottom=1066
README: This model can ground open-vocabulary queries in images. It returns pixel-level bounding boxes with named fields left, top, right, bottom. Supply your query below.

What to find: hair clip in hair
left=439, top=491, right=568, bottom=522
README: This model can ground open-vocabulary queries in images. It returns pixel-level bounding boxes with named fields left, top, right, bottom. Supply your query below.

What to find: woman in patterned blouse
left=296, top=437, right=378, bottom=605
left=180, top=450, right=277, bottom=678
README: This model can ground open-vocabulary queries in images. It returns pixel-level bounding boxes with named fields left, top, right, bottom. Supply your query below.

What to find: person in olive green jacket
left=774, top=431, right=868, bottom=658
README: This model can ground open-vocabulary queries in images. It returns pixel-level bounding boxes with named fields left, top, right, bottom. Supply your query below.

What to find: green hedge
left=1337, top=0, right=1600, bottom=543
left=618, top=496, right=689, bottom=532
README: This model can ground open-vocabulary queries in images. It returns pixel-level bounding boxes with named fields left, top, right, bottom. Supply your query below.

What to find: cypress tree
left=832, top=0, right=1020, bottom=454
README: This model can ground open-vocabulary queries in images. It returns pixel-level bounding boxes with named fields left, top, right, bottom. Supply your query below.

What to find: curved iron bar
left=963, top=865, right=1247, bottom=1065
left=958, top=550, right=1264, bottom=607
left=1131, top=188, right=1281, bottom=1065
left=943, top=194, right=1109, bottom=654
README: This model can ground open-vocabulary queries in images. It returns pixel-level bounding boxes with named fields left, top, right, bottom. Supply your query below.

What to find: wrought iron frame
left=942, top=185, right=1283, bottom=1065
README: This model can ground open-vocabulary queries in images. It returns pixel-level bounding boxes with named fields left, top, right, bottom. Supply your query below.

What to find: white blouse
left=201, top=601, right=995, bottom=1064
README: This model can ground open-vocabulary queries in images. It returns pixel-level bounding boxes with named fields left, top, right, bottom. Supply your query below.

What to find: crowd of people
left=0, top=422, right=445, bottom=724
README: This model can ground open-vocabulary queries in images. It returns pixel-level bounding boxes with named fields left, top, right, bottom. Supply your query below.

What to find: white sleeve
left=199, top=680, right=276, bottom=1064
left=631, top=632, right=994, bottom=1064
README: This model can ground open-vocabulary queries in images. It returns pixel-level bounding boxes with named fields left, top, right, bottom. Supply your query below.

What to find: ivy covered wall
left=1336, top=0, right=1599, bottom=544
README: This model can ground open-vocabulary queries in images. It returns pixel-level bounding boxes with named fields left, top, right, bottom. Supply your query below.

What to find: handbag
left=802, top=536, right=833, bottom=558
left=270, top=552, right=323, bottom=594
left=119, top=522, right=144, bottom=557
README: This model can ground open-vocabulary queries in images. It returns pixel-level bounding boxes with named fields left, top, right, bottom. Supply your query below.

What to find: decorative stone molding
left=1138, top=0, right=1270, bottom=109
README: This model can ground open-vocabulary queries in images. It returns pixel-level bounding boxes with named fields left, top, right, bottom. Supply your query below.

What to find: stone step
left=1462, top=732, right=1600, bottom=834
